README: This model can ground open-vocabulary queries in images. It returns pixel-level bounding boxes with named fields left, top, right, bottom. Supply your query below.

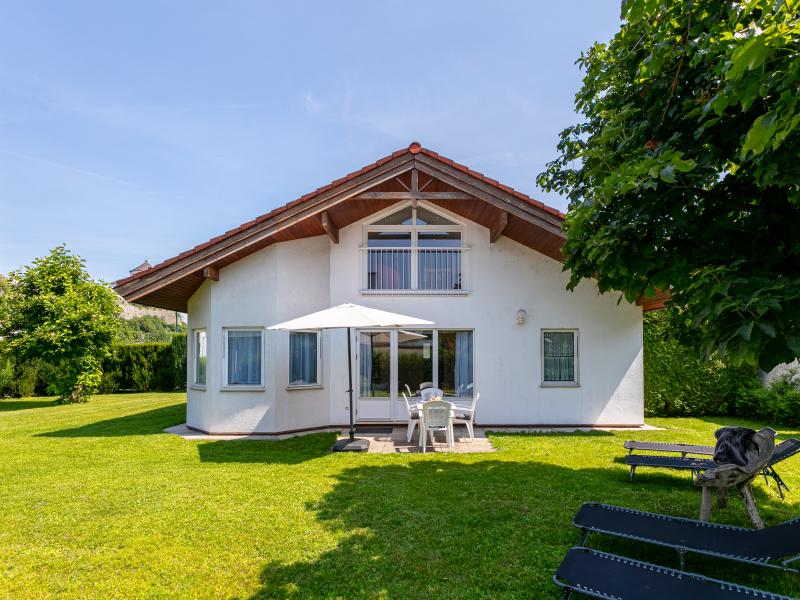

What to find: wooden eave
left=114, top=143, right=567, bottom=312
left=637, top=289, right=672, bottom=312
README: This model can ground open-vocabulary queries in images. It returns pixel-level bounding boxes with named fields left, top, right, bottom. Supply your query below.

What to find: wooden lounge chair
left=554, top=546, right=794, bottom=599
left=624, top=440, right=714, bottom=457
left=623, top=438, right=800, bottom=498
left=572, top=502, right=800, bottom=572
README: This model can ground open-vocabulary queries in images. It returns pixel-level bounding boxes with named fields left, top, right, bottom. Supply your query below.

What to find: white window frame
left=191, top=328, right=207, bottom=390
left=221, top=327, right=266, bottom=391
left=541, top=328, right=580, bottom=387
left=287, top=330, right=323, bottom=390
left=360, top=201, right=469, bottom=295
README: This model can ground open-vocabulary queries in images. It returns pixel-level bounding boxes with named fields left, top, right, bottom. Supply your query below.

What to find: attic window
left=374, top=206, right=414, bottom=225
left=362, top=203, right=467, bottom=293
left=415, top=206, right=455, bottom=225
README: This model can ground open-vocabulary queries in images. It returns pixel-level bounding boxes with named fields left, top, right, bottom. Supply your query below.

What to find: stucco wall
left=330, top=204, right=643, bottom=426
left=185, top=202, right=643, bottom=433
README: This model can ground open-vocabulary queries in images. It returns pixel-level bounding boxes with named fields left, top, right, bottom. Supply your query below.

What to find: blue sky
left=0, top=1, right=621, bottom=282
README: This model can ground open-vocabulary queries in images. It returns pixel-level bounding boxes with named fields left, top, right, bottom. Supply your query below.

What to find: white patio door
left=357, top=329, right=434, bottom=421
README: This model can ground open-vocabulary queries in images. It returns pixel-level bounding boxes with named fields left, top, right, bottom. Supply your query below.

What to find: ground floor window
left=438, top=330, right=473, bottom=396
left=225, top=329, right=263, bottom=386
left=194, top=330, right=207, bottom=386
left=289, top=331, right=320, bottom=386
left=542, top=329, right=578, bottom=385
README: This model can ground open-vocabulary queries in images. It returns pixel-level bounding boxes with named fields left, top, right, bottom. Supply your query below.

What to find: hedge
left=643, top=311, right=759, bottom=417
left=99, top=334, right=186, bottom=393
left=736, top=370, right=800, bottom=426
left=0, top=335, right=186, bottom=397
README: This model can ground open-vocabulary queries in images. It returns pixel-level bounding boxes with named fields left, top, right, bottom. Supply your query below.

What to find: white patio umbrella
left=268, top=303, right=433, bottom=450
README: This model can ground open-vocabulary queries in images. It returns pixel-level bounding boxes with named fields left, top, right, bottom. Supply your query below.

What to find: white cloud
left=303, top=92, right=325, bottom=114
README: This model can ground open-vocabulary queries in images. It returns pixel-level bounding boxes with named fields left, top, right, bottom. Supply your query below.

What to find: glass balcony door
left=357, top=329, right=472, bottom=422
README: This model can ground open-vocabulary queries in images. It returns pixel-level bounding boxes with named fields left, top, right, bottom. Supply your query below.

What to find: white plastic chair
left=420, top=399, right=454, bottom=453
left=402, top=392, right=420, bottom=442
left=420, top=387, right=444, bottom=402
left=451, top=393, right=479, bottom=441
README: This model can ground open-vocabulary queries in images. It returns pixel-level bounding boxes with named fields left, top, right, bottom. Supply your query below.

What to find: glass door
left=357, top=331, right=392, bottom=420
left=357, top=329, right=470, bottom=421
left=395, top=330, right=433, bottom=420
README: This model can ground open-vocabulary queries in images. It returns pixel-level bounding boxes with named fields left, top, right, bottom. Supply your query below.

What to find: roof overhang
left=637, top=289, right=671, bottom=312
left=115, top=143, right=567, bottom=312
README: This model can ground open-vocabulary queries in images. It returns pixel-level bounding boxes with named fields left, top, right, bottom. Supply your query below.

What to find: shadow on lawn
left=197, top=433, right=337, bottom=465
left=37, top=403, right=185, bottom=437
left=245, top=460, right=800, bottom=600
left=0, top=398, right=58, bottom=412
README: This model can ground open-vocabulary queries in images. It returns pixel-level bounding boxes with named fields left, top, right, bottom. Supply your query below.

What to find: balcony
left=360, top=247, right=470, bottom=295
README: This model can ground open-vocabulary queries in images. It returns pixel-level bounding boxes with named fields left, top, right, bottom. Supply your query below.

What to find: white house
left=116, top=142, right=651, bottom=434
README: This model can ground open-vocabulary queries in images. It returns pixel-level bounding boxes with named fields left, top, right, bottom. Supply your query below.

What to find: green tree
left=116, top=315, right=183, bottom=344
left=538, top=0, right=800, bottom=370
left=0, top=246, right=120, bottom=403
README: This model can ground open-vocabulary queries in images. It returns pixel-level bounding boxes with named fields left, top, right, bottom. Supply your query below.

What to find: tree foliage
left=116, top=315, right=183, bottom=344
left=0, top=246, right=120, bottom=403
left=538, top=0, right=800, bottom=370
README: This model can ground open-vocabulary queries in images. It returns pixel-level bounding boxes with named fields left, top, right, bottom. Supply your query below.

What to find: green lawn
left=1, top=393, right=798, bottom=599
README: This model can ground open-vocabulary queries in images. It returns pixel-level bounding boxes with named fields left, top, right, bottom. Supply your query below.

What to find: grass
left=1, top=393, right=799, bottom=599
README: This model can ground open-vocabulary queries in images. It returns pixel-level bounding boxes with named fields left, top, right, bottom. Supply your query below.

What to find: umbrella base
left=331, top=437, right=370, bottom=452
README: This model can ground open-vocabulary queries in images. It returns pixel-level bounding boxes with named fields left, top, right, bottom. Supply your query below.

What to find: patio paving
left=342, top=425, right=496, bottom=453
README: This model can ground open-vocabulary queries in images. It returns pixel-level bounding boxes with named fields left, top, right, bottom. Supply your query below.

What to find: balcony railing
left=360, top=247, right=470, bottom=294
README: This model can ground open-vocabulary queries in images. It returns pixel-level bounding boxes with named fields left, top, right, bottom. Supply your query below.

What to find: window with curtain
left=289, top=331, right=319, bottom=386
left=226, top=329, right=262, bottom=386
left=437, top=330, right=474, bottom=397
left=542, top=330, right=577, bottom=384
left=194, top=330, right=207, bottom=385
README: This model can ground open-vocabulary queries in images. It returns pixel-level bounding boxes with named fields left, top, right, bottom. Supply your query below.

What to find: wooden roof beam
left=202, top=266, right=219, bottom=281
left=353, top=191, right=473, bottom=200
left=321, top=210, right=339, bottom=244
left=490, top=211, right=508, bottom=243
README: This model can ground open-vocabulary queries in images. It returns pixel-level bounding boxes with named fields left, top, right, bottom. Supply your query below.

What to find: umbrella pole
left=347, top=326, right=355, bottom=441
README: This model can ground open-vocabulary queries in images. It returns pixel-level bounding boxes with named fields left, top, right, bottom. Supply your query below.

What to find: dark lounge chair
left=573, top=502, right=800, bottom=572
left=554, top=546, right=795, bottom=599
left=623, top=438, right=800, bottom=498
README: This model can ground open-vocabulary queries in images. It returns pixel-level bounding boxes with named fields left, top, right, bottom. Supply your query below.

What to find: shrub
left=0, top=353, right=15, bottom=397
left=0, top=353, right=56, bottom=398
left=644, top=311, right=759, bottom=417
left=99, top=335, right=186, bottom=393
left=737, top=370, right=800, bottom=426
left=171, top=334, right=186, bottom=390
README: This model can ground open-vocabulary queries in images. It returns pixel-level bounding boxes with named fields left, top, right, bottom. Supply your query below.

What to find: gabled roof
left=115, top=142, right=567, bottom=311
